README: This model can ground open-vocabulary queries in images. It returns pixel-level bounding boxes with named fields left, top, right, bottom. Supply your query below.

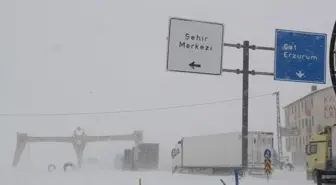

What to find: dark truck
left=123, top=143, right=159, bottom=171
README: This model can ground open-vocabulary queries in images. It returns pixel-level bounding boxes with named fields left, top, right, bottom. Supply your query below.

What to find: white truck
left=171, top=131, right=274, bottom=175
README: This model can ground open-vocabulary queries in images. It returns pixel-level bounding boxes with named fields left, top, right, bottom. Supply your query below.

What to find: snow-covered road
left=2, top=168, right=314, bottom=185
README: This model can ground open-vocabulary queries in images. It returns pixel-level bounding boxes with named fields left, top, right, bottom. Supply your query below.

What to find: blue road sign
left=264, top=149, right=271, bottom=159
left=274, top=29, right=327, bottom=84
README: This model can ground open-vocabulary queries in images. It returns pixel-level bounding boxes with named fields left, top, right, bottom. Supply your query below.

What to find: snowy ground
left=2, top=167, right=313, bottom=185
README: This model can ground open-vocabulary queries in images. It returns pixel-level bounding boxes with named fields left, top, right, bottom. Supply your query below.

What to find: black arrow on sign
left=189, top=61, right=201, bottom=69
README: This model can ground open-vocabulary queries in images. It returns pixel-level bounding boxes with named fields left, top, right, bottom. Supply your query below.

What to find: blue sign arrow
left=274, top=29, right=327, bottom=84
left=264, top=149, right=271, bottom=159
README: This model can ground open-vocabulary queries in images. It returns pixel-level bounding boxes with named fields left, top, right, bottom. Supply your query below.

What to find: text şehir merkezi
left=178, top=33, right=213, bottom=51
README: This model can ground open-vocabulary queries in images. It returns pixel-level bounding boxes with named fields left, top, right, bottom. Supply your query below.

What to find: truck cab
left=171, top=140, right=182, bottom=173
left=305, top=125, right=332, bottom=182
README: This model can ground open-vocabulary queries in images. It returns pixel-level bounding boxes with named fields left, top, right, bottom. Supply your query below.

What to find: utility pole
left=222, top=41, right=274, bottom=171
left=273, top=91, right=282, bottom=158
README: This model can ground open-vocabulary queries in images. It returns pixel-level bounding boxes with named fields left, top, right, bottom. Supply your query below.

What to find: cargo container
left=171, top=131, right=274, bottom=174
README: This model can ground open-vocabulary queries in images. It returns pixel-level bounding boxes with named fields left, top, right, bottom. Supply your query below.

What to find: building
left=283, top=86, right=336, bottom=166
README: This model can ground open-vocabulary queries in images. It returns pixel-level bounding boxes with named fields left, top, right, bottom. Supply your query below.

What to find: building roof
left=283, top=86, right=332, bottom=109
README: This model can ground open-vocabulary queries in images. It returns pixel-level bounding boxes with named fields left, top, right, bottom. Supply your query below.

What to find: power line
left=0, top=92, right=274, bottom=117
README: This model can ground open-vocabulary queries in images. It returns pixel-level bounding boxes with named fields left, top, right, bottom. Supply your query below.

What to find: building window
left=311, top=98, right=314, bottom=108
left=297, top=137, right=299, bottom=147
left=305, top=119, right=308, bottom=132
left=285, top=109, right=289, bottom=127
left=290, top=137, right=292, bottom=145
left=312, top=116, right=314, bottom=126
left=305, top=99, right=307, bottom=109
left=300, top=120, right=302, bottom=129
left=301, top=119, right=304, bottom=130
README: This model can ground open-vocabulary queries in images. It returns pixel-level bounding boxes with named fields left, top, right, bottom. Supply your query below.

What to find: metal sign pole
left=223, top=42, right=274, bottom=171
left=242, top=41, right=250, bottom=170
left=273, top=91, right=282, bottom=157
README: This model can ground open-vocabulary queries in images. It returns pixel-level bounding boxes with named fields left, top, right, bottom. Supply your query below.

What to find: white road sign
left=166, top=17, right=224, bottom=75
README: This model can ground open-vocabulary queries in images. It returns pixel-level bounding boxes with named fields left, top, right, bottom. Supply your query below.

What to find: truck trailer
left=171, top=131, right=274, bottom=175
left=123, top=143, right=159, bottom=171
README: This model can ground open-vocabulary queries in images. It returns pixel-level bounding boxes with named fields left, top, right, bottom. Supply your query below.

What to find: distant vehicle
left=79, top=143, right=159, bottom=171
left=123, top=143, right=159, bottom=171
left=171, top=131, right=274, bottom=175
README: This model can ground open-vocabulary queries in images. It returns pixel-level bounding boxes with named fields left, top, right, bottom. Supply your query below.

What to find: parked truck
left=305, top=124, right=336, bottom=185
left=123, top=143, right=159, bottom=171
left=171, top=131, right=274, bottom=175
